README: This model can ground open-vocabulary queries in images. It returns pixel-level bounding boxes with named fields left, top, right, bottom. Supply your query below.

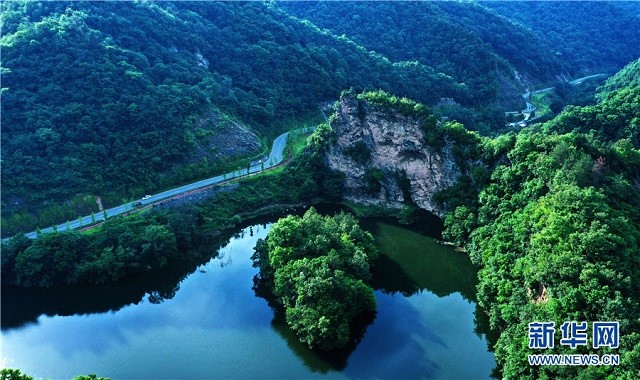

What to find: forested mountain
left=282, top=1, right=567, bottom=105
left=597, top=58, right=640, bottom=97
left=2, top=0, right=639, bottom=240
left=3, top=1, right=640, bottom=375
left=544, top=58, right=640, bottom=147
left=485, top=1, right=640, bottom=74
left=1, top=1, right=466, bottom=235
left=283, top=1, right=640, bottom=99
left=441, top=59, right=640, bottom=379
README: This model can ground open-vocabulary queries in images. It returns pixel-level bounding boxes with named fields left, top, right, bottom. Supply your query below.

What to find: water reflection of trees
left=3, top=209, right=498, bottom=378
left=358, top=212, right=477, bottom=301
left=249, top=210, right=496, bottom=375
left=1, top=211, right=290, bottom=331
left=252, top=275, right=376, bottom=373
left=1, top=233, right=232, bottom=330
left=370, top=252, right=478, bottom=301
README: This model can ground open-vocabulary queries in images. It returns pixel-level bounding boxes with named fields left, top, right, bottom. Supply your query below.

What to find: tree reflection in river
left=252, top=269, right=377, bottom=373
left=1, top=232, right=227, bottom=331
left=2, top=208, right=497, bottom=379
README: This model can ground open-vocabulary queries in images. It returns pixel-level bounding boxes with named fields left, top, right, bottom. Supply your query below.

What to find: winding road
left=8, top=132, right=290, bottom=241
left=508, top=73, right=607, bottom=126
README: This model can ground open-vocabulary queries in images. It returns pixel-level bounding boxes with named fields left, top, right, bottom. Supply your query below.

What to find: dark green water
left=1, top=219, right=497, bottom=379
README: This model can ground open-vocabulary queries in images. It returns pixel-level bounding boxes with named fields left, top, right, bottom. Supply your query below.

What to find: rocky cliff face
left=326, top=95, right=461, bottom=217
left=186, top=109, right=262, bottom=163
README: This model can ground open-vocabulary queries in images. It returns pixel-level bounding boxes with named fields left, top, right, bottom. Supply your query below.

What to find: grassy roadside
left=530, top=91, right=552, bottom=118
left=2, top=113, right=325, bottom=239
left=74, top=123, right=319, bottom=237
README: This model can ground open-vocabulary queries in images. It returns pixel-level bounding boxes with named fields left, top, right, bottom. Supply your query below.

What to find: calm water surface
left=1, top=219, right=497, bottom=379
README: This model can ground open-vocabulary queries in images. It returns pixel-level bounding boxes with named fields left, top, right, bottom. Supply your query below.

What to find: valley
left=1, top=2, right=639, bottom=379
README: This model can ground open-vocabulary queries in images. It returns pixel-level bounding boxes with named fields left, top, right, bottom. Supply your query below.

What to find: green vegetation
left=530, top=92, right=552, bottom=119
left=363, top=168, right=385, bottom=194
left=3, top=2, right=639, bottom=377
left=1, top=125, right=344, bottom=287
left=252, top=208, right=378, bottom=350
left=486, top=2, right=640, bottom=74
left=6, top=1, right=636, bottom=235
left=2, top=1, right=468, bottom=236
left=0, top=369, right=109, bottom=380
left=544, top=60, right=640, bottom=147
left=283, top=2, right=564, bottom=103
left=283, top=117, right=324, bottom=157
left=284, top=2, right=640, bottom=134
left=598, top=58, right=640, bottom=96
left=355, top=90, right=484, bottom=160
left=0, top=369, right=32, bottom=380
left=545, top=80, right=604, bottom=117
left=193, top=123, right=344, bottom=231
left=357, top=90, right=433, bottom=118
left=2, top=212, right=187, bottom=287
left=342, top=141, right=371, bottom=165
left=440, top=60, right=640, bottom=378
left=470, top=132, right=638, bottom=379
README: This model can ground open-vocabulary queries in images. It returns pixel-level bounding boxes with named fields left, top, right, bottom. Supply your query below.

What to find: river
left=1, top=216, right=497, bottom=379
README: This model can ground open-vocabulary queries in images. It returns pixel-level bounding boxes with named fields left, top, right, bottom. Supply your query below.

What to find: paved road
left=8, top=132, right=289, bottom=241
left=524, top=102, right=536, bottom=113
left=509, top=74, right=608, bottom=124
left=570, top=73, right=605, bottom=85
left=528, top=87, right=555, bottom=97
left=523, top=74, right=606, bottom=99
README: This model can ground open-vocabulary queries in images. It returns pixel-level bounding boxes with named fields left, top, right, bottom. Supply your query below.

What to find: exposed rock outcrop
left=326, top=95, right=461, bottom=217
left=187, top=109, right=262, bottom=163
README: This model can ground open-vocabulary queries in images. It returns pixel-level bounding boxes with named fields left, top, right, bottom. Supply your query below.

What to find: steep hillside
left=597, top=58, right=640, bottom=97
left=441, top=63, right=640, bottom=379
left=544, top=58, right=640, bottom=147
left=3, top=0, right=638, bottom=239
left=1, top=1, right=467, bottom=235
left=485, top=1, right=640, bottom=74
left=324, top=90, right=484, bottom=217
left=324, top=84, right=640, bottom=379
left=281, top=1, right=566, bottom=106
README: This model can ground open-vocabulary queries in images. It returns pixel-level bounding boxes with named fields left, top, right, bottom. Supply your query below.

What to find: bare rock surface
left=187, top=109, right=262, bottom=163
left=326, top=95, right=461, bottom=217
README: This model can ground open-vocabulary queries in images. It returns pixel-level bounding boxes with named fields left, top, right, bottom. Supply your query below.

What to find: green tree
left=1, top=368, right=33, bottom=380
left=253, top=208, right=378, bottom=350
left=72, top=375, right=111, bottom=380
left=14, top=232, right=86, bottom=287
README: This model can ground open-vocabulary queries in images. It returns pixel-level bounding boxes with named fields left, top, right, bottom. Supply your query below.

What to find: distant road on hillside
left=509, top=74, right=608, bottom=126
left=569, top=73, right=606, bottom=85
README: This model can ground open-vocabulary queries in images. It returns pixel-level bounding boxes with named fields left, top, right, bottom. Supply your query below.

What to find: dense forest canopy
left=4, top=1, right=640, bottom=238
left=2, top=1, right=640, bottom=374
left=597, top=58, right=640, bottom=98
left=544, top=58, right=640, bottom=147
left=252, top=208, right=378, bottom=350
left=282, top=1, right=565, bottom=102
left=1, top=1, right=466, bottom=236
left=485, top=1, right=640, bottom=74
left=440, top=58, right=640, bottom=379
left=1, top=124, right=345, bottom=288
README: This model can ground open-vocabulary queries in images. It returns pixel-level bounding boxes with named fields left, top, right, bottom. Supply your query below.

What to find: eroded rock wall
left=326, top=95, right=460, bottom=217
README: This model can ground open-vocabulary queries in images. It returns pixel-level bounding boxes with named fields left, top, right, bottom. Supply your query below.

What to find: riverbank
left=1, top=216, right=497, bottom=379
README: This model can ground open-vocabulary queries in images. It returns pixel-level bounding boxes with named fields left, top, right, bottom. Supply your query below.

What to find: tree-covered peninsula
left=252, top=208, right=378, bottom=350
